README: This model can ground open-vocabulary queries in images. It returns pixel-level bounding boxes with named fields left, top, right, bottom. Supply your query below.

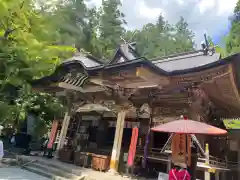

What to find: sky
left=86, top=0, right=238, bottom=46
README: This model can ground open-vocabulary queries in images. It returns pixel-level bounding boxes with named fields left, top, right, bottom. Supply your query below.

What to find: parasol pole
left=191, top=134, right=205, bottom=156
left=161, top=133, right=174, bottom=153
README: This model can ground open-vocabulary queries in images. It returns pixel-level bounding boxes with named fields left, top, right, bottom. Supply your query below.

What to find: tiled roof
left=63, top=53, right=103, bottom=68
left=152, top=51, right=221, bottom=72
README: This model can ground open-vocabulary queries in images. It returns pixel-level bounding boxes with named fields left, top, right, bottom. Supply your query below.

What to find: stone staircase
left=18, top=156, right=93, bottom=180
left=17, top=155, right=153, bottom=180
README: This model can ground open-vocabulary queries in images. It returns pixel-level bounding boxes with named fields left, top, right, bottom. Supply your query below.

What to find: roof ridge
left=71, top=52, right=106, bottom=65
left=150, top=50, right=203, bottom=62
left=108, top=42, right=140, bottom=64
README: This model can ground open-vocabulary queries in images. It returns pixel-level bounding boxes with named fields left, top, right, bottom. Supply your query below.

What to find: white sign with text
left=158, top=172, right=169, bottom=180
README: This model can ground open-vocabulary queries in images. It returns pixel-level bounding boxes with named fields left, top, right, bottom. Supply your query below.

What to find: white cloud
left=175, top=0, right=184, bottom=5
left=135, top=0, right=164, bottom=20
left=85, top=0, right=237, bottom=46
left=86, top=0, right=124, bottom=8
left=85, top=0, right=102, bottom=8
left=196, top=0, right=237, bottom=15
left=197, top=0, right=215, bottom=14
left=217, top=0, right=238, bottom=15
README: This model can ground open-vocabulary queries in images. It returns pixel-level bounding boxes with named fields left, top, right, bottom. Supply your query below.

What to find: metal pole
left=161, top=133, right=174, bottom=153
left=204, top=143, right=210, bottom=180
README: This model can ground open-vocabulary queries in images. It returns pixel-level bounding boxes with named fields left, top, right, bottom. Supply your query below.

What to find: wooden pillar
left=221, top=171, right=226, bottom=180
left=56, top=111, right=71, bottom=151
left=238, top=140, right=240, bottom=180
left=167, top=156, right=171, bottom=173
left=215, top=171, right=219, bottom=180
left=205, top=143, right=210, bottom=180
left=109, top=110, right=126, bottom=173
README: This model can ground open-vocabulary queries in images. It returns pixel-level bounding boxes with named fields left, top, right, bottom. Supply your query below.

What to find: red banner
left=127, top=127, right=139, bottom=166
left=47, top=120, right=59, bottom=149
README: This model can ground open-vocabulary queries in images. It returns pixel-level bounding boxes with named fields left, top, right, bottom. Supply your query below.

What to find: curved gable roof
left=31, top=45, right=239, bottom=89
left=152, top=51, right=221, bottom=72
left=108, top=43, right=139, bottom=64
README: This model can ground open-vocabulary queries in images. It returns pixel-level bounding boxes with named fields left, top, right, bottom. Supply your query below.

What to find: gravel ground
left=0, top=167, right=50, bottom=180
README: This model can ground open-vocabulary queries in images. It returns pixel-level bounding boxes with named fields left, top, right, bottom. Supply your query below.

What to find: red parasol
left=151, top=119, right=227, bottom=135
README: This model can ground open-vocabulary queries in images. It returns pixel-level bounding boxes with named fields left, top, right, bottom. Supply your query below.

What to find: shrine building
left=31, top=42, right=240, bottom=180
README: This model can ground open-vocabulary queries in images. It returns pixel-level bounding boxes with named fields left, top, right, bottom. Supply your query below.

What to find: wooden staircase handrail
left=136, top=147, right=238, bottom=169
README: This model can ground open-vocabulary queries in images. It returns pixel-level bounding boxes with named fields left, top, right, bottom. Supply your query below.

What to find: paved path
left=0, top=167, right=50, bottom=180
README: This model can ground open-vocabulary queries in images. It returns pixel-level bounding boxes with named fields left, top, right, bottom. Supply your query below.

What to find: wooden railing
left=136, top=147, right=238, bottom=170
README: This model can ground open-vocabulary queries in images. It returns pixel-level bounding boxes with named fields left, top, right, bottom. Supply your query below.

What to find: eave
left=30, top=49, right=240, bottom=114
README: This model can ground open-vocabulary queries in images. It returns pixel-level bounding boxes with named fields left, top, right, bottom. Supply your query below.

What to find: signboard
left=158, top=172, right=169, bottom=180
left=223, top=118, right=240, bottom=129
left=171, top=134, right=187, bottom=164
left=82, top=116, right=100, bottom=121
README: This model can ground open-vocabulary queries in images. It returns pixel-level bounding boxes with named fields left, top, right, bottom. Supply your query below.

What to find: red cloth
left=127, top=127, right=139, bottom=166
left=169, top=169, right=191, bottom=180
left=47, top=120, right=59, bottom=149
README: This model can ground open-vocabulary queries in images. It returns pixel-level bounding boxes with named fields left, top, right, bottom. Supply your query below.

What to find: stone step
left=18, top=156, right=84, bottom=176
left=23, top=165, right=86, bottom=180
left=22, top=166, right=55, bottom=179
left=31, top=162, right=81, bottom=180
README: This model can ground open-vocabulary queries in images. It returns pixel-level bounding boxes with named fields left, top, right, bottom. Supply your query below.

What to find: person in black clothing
left=14, top=133, right=32, bottom=155
left=187, top=142, right=198, bottom=180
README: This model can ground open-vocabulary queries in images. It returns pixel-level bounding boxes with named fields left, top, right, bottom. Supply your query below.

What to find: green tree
left=98, top=0, right=126, bottom=59
left=207, top=36, right=227, bottom=57
left=47, top=0, right=104, bottom=58
left=225, top=0, right=240, bottom=54
left=0, top=0, right=74, bottom=128
left=125, top=15, right=195, bottom=59
left=174, top=16, right=195, bottom=53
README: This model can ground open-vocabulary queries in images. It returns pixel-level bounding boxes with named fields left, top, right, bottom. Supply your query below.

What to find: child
left=169, top=162, right=191, bottom=180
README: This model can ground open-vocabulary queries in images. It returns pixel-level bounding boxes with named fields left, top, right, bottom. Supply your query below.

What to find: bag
left=169, top=169, right=191, bottom=180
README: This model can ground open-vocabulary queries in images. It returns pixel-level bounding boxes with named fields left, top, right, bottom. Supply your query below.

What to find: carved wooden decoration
left=171, top=65, right=229, bottom=85
left=153, top=107, right=188, bottom=117
left=188, top=86, right=212, bottom=122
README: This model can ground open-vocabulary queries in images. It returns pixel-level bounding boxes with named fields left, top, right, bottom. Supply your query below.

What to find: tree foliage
left=124, top=15, right=195, bottom=59
left=0, top=0, right=74, bottom=129
left=226, top=0, right=240, bottom=54
left=0, top=0, right=206, bottom=133
left=47, top=1, right=195, bottom=60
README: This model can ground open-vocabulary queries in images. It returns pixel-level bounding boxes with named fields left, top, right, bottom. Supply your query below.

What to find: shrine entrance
left=153, top=132, right=169, bottom=149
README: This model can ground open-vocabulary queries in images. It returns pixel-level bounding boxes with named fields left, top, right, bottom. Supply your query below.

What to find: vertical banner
left=142, top=130, right=150, bottom=168
left=127, top=127, right=139, bottom=166
left=47, top=120, right=59, bottom=149
left=171, top=134, right=186, bottom=164
left=187, top=135, right=192, bottom=166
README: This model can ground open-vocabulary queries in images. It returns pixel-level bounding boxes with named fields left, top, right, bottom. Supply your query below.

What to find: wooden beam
left=58, top=82, right=105, bottom=93
left=136, top=67, right=170, bottom=85
left=55, top=91, right=67, bottom=96
left=229, top=64, right=240, bottom=105
left=122, top=81, right=160, bottom=89
left=89, top=78, right=105, bottom=86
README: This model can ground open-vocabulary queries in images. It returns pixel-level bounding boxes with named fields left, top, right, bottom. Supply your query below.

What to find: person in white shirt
left=0, top=139, right=4, bottom=161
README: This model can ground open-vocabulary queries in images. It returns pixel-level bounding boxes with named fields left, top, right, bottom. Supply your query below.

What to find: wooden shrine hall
left=31, top=42, right=240, bottom=179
